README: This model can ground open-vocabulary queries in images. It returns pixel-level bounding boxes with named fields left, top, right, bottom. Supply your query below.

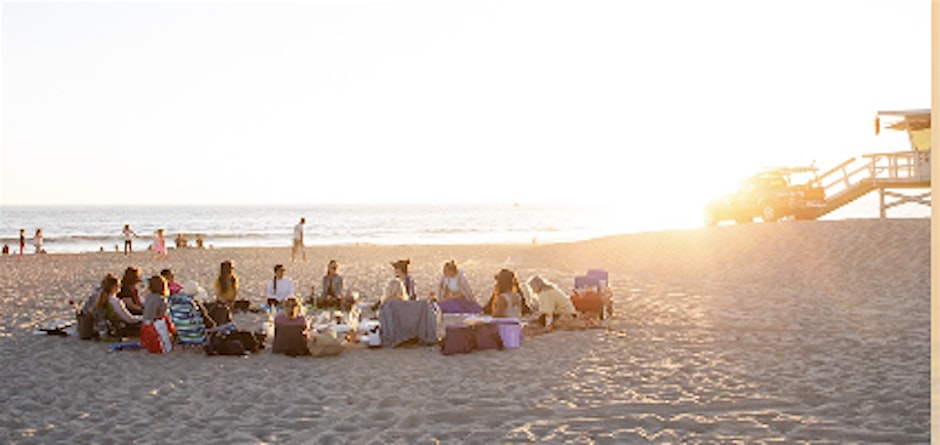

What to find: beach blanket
left=437, top=298, right=483, bottom=314
left=379, top=300, right=438, bottom=348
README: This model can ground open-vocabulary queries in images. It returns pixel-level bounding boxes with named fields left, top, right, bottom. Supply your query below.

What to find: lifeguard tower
left=810, top=109, right=931, bottom=218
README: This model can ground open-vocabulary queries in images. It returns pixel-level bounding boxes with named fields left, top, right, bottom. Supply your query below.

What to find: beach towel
left=378, top=300, right=439, bottom=348
left=168, top=294, right=207, bottom=345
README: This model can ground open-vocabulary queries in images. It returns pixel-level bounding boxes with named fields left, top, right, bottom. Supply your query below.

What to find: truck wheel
left=761, top=205, right=778, bottom=223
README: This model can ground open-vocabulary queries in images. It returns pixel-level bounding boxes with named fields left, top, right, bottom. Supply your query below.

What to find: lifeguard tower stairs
left=806, top=109, right=931, bottom=219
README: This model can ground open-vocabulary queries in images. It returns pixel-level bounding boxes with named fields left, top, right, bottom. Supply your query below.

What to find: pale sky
left=1, top=0, right=931, bottom=213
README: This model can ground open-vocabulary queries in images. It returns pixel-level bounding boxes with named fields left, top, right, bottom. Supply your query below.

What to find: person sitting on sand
left=160, top=269, right=184, bottom=295
left=491, top=269, right=524, bottom=318
left=140, top=275, right=177, bottom=353
left=174, top=233, right=187, bottom=249
left=96, top=273, right=142, bottom=337
left=391, top=259, right=417, bottom=300
left=272, top=297, right=309, bottom=356
left=118, top=267, right=144, bottom=315
left=527, top=276, right=577, bottom=329
left=214, top=260, right=239, bottom=304
left=436, top=260, right=475, bottom=302
left=168, top=281, right=210, bottom=345
left=265, top=264, right=295, bottom=308
left=142, top=276, right=170, bottom=322
left=383, top=260, right=412, bottom=303
left=319, top=259, right=344, bottom=308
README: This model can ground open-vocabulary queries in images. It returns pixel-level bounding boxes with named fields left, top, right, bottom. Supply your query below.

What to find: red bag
left=141, top=316, right=175, bottom=354
left=571, top=291, right=605, bottom=313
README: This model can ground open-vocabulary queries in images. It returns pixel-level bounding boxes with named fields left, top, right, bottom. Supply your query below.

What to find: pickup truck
left=704, top=167, right=826, bottom=226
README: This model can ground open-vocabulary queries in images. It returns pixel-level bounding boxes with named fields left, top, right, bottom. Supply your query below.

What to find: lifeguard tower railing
left=812, top=150, right=930, bottom=218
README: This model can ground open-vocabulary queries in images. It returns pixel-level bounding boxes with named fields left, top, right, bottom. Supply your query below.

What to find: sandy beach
left=0, top=218, right=929, bottom=444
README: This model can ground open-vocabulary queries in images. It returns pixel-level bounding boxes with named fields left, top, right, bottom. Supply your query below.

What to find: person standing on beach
left=18, top=228, right=25, bottom=257
left=152, top=229, right=168, bottom=259
left=292, top=218, right=306, bottom=262
left=121, top=224, right=138, bottom=255
left=33, top=229, right=43, bottom=254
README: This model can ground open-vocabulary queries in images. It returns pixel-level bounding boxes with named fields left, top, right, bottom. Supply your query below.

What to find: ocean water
left=0, top=203, right=644, bottom=254
left=0, top=197, right=928, bottom=254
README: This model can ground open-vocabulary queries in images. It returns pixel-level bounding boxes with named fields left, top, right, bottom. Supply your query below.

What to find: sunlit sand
left=0, top=218, right=928, bottom=443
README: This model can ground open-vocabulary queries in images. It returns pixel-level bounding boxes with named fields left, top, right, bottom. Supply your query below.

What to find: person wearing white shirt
left=266, top=264, right=295, bottom=308
left=292, top=218, right=306, bottom=262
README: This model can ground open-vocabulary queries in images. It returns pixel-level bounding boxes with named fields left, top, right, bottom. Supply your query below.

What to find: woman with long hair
left=491, top=268, right=523, bottom=318
left=266, top=264, right=295, bottom=308
left=118, top=267, right=144, bottom=315
left=97, top=272, right=142, bottom=336
left=214, top=260, right=239, bottom=304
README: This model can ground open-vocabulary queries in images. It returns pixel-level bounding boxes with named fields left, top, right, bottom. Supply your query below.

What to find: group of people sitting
left=77, top=257, right=584, bottom=354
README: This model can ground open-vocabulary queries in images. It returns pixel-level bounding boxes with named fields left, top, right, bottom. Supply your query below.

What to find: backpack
left=76, top=310, right=97, bottom=340
left=204, top=332, right=247, bottom=356
left=203, top=301, right=232, bottom=327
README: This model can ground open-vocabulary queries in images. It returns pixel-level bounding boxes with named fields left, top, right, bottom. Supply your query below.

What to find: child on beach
left=121, top=224, right=137, bottom=255
left=33, top=229, right=43, bottom=254
left=160, top=269, right=183, bottom=295
left=152, top=229, right=168, bottom=259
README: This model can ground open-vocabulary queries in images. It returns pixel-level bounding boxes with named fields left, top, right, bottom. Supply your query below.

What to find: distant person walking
left=33, top=229, right=43, bottom=254
left=121, top=224, right=138, bottom=255
left=18, top=228, right=25, bottom=257
left=292, top=217, right=306, bottom=263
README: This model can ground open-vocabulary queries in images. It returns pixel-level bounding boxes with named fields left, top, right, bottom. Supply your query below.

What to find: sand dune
left=0, top=218, right=928, bottom=443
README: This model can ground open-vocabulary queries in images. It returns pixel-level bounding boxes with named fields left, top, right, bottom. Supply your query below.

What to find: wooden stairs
left=806, top=151, right=931, bottom=219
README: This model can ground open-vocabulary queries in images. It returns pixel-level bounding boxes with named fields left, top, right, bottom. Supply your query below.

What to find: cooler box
left=494, top=319, right=521, bottom=349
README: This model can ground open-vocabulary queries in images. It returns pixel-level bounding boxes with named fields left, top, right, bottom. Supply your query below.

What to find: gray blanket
left=379, top=300, right=439, bottom=348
